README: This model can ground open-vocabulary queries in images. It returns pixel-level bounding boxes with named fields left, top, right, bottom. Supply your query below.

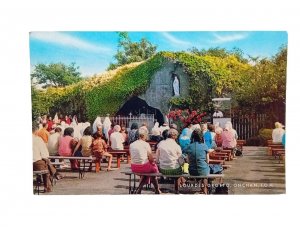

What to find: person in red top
left=92, top=132, right=113, bottom=171
left=65, top=115, right=71, bottom=125
left=47, top=117, right=53, bottom=132
left=108, top=123, right=115, bottom=143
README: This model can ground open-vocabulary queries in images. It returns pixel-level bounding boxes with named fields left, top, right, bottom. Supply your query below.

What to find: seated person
left=92, top=132, right=113, bottom=171
left=33, top=122, right=62, bottom=193
left=157, top=129, right=182, bottom=175
left=150, top=127, right=163, bottom=142
left=47, top=127, right=62, bottom=156
left=179, top=128, right=191, bottom=151
left=272, top=122, right=285, bottom=144
left=184, top=129, right=210, bottom=194
left=110, top=125, right=125, bottom=150
left=221, top=126, right=235, bottom=149
left=58, top=127, right=78, bottom=170
left=282, top=133, right=286, bottom=148
left=157, top=129, right=183, bottom=193
left=129, top=128, right=161, bottom=194
left=74, top=126, right=93, bottom=157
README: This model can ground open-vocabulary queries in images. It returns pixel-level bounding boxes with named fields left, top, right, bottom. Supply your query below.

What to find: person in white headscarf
left=53, top=113, right=59, bottom=124
left=151, top=122, right=161, bottom=135
left=103, top=116, right=112, bottom=142
left=191, top=124, right=201, bottom=131
left=72, top=115, right=78, bottom=125
left=80, top=122, right=91, bottom=136
left=60, top=121, right=66, bottom=132
left=225, top=121, right=238, bottom=147
left=272, top=122, right=285, bottom=144
left=70, top=119, right=81, bottom=140
left=92, top=117, right=102, bottom=134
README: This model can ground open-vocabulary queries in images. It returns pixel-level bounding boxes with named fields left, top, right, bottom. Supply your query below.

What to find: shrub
left=246, top=136, right=264, bottom=146
left=258, top=128, right=273, bottom=146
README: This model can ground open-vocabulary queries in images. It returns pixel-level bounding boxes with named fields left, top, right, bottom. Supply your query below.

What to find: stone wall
left=139, top=61, right=189, bottom=114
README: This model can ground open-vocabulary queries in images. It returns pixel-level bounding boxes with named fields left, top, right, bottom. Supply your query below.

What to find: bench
left=237, top=140, right=246, bottom=150
left=272, top=148, right=285, bottom=162
left=108, top=148, right=130, bottom=168
left=33, top=170, right=49, bottom=195
left=121, top=169, right=224, bottom=194
left=267, top=144, right=284, bottom=156
left=49, top=156, right=94, bottom=179
left=209, top=153, right=228, bottom=161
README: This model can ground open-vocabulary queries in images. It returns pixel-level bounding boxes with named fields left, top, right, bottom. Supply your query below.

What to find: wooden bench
left=33, top=170, right=49, bottom=195
left=267, top=144, right=284, bottom=156
left=121, top=169, right=224, bottom=194
left=49, top=156, right=94, bottom=179
left=209, top=153, right=229, bottom=161
left=108, top=148, right=130, bottom=168
left=209, top=159, right=225, bottom=165
left=237, top=140, right=246, bottom=150
left=272, top=148, right=285, bottom=162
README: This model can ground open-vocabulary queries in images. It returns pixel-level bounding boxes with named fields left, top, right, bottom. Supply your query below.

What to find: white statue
left=173, top=76, right=180, bottom=96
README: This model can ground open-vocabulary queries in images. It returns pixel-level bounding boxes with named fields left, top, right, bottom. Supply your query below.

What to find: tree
left=235, top=46, right=287, bottom=107
left=189, top=47, right=248, bottom=64
left=107, top=32, right=157, bottom=70
left=31, top=62, right=82, bottom=88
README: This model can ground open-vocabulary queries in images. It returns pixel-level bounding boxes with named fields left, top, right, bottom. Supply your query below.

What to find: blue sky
left=29, top=31, right=287, bottom=77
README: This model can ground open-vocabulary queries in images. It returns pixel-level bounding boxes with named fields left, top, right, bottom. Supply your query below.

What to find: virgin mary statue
left=173, top=75, right=180, bottom=96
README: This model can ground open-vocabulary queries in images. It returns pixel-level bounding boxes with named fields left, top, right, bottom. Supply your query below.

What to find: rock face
left=139, top=61, right=189, bottom=115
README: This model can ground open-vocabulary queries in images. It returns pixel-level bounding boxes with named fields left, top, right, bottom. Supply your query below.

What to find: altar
left=212, top=97, right=231, bottom=128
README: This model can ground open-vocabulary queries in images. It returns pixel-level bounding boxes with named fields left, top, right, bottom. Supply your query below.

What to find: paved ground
left=226, top=146, right=285, bottom=194
left=38, top=146, right=285, bottom=195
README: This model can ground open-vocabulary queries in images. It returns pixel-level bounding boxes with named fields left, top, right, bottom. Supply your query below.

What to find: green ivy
left=32, top=51, right=252, bottom=121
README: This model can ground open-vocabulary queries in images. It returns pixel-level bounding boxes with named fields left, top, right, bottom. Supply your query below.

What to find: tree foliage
left=107, top=32, right=157, bottom=70
left=31, top=62, right=82, bottom=88
left=235, top=46, right=287, bottom=107
left=189, top=47, right=248, bottom=64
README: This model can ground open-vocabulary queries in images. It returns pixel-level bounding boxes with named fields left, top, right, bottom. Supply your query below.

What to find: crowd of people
left=33, top=114, right=113, bottom=192
left=128, top=120, right=240, bottom=194
left=33, top=113, right=285, bottom=194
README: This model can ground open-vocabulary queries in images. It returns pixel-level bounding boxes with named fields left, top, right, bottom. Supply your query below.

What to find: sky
left=29, top=31, right=288, bottom=77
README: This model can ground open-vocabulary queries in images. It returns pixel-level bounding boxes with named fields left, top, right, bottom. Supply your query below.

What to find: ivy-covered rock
left=31, top=51, right=257, bottom=122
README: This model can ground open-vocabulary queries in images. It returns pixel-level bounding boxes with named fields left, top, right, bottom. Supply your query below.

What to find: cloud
left=161, top=32, right=191, bottom=46
left=212, top=32, right=248, bottom=44
left=30, top=32, right=112, bottom=54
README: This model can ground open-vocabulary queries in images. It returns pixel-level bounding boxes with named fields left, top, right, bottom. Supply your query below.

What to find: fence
left=102, top=114, right=155, bottom=130
left=231, top=113, right=267, bottom=140
left=101, top=113, right=267, bottom=140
